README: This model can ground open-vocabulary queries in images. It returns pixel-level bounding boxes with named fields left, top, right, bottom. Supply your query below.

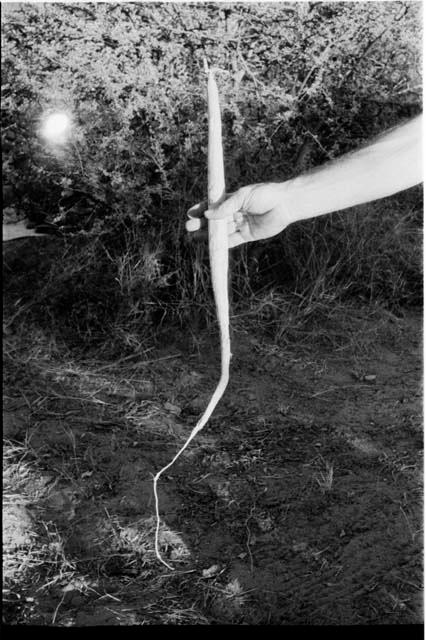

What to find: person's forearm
left=283, top=115, right=422, bottom=223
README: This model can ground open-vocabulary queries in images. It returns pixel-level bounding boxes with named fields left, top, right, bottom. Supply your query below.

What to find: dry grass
left=3, top=188, right=422, bottom=361
left=3, top=440, right=77, bottom=603
left=312, top=456, right=335, bottom=493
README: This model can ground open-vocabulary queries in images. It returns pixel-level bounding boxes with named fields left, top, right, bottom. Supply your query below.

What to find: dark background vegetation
left=2, top=1, right=422, bottom=353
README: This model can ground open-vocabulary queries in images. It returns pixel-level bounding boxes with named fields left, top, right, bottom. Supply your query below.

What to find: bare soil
left=3, top=309, right=423, bottom=625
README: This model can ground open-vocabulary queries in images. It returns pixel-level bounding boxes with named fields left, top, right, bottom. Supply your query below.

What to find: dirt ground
left=3, top=309, right=423, bottom=625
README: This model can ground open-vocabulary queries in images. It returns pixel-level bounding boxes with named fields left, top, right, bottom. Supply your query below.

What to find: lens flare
left=41, top=112, right=71, bottom=142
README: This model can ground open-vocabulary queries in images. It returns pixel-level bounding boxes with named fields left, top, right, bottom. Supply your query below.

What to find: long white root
left=153, top=62, right=231, bottom=570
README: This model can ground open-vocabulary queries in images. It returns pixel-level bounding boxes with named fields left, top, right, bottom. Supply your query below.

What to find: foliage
left=1, top=2, right=422, bottom=348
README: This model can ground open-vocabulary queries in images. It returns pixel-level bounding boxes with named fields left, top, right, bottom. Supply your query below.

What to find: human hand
left=185, top=182, right=290, bottom=248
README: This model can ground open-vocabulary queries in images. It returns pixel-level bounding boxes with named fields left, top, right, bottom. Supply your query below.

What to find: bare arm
left=187, top=114, right=423, bottom=247
left=285, top=114, right=422, bottom=223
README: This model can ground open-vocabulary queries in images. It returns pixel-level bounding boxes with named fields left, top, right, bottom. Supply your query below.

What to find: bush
left=1, top=2, right=422, bottom=348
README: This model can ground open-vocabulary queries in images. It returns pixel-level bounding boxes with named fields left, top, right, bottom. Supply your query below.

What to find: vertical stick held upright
left=153, top=59, right=231, bottom=570
left=206, top=61, right=231, bottom=391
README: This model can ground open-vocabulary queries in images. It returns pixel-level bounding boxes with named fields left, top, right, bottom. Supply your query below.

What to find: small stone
left=202, top=564, right=220, bottom=578
left=363, top=375, right=377, bottom=383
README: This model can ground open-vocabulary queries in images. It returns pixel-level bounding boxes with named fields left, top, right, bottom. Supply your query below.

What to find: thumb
left=205, top=189, right=246, bottom=220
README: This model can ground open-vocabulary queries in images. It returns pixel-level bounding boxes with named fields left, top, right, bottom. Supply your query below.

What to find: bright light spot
left=41, top=112, right=71, bottom=143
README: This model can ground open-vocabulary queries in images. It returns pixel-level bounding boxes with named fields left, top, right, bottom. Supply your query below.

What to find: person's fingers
left=186, top=212, right=237, bottom=234
left=205, top=190, right=246, bottom=220
left=187, top=200, right=208, bottom=219
left=187, top=192, right=236, bottom=222
left=227, top=219, right=237, bottom=235
left=185, top=217, right=202, bottom=232
left=205, top=204, right=233, bottom=220
left=227, top=220, right=254, bottom=248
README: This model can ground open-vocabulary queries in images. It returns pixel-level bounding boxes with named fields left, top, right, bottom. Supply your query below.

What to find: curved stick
left=153, top=62, right=231, bottom=570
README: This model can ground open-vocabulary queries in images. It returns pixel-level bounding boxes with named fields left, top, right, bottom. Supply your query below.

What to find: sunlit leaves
left=1, top=1, right=421, bottom=229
